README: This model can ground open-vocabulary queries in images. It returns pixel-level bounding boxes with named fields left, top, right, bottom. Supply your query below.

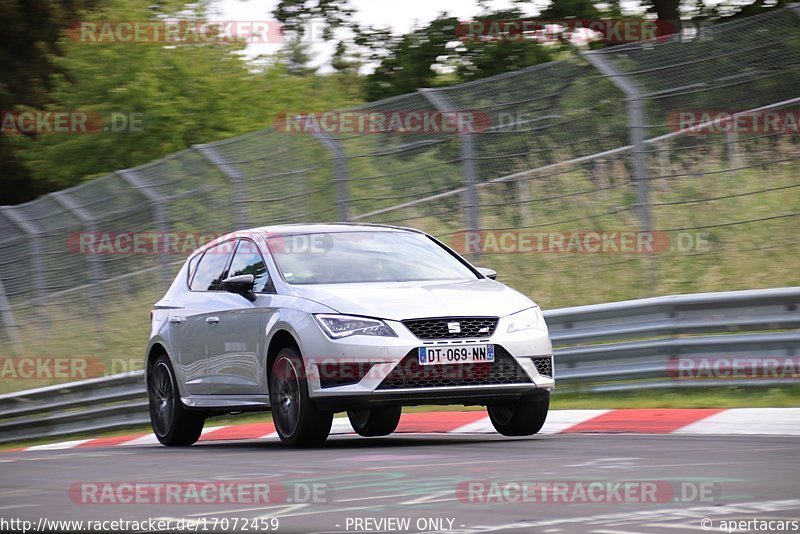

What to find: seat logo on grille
left=447, top=322, right=461, bottom=333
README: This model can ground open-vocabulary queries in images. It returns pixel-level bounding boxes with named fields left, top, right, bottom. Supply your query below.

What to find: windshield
left=268, top=231, right=477, bottom=285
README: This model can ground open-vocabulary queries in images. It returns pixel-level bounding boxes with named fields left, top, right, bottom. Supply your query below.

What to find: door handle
left=169, top=317, right=184, bottom=325
left=206, top=316, right=220, bottom=325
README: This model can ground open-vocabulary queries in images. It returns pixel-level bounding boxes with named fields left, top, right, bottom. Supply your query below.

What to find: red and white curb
left=14, top=408, right=800, bottom=452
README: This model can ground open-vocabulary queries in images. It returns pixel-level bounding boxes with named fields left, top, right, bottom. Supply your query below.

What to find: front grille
left=377, top=347, right=531, bottom=389
left=402, top=317, right=498, bottom=340
left=532, top=357, right=552, bottom=377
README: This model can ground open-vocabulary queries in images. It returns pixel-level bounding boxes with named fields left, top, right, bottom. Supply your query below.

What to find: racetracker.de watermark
left=1, top=111, right=144, bottom=134
left=67, top=232, right=335, bottom=255
left=284, top=357, right=525, bottom=383
left=668, top=110, right=800, bottom=135
left=70, top=481, right=331, bottom=504
left=0, top=357, right=144, bottom=381
left=668, top=357, right=800, bottom=380
left=273, top=110, right=492, bottom=135
left=455, top=18, right=678, bottom=44
left=451, top=230, right=710, bottom=254
left=69, top=20, right=284, bottom=44
left=456, top=480, right=720, bottom=504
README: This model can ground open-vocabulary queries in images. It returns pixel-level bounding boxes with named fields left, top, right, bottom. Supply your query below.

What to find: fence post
left=0, top=207, right=46, bottom=302
left=726, top=131, right=740, bottom=168
left=583, top=52, right=652, bottom=233
left=658, top=141, right=670, bottom=181
left=419, top=88, right=481, bottom=255
left=313, top=134, right=350, bottom=221
left=517, top=175, right=532, bottom=227
left=49, top=191, right=104, bottom=313
left=195, top=145, right=249, bottom=230
left=0, top=277, right=22, bottom=352
left=116, top=170, right=173, bottom=285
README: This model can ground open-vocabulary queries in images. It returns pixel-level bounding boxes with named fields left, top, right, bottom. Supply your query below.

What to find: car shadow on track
left=164, top=433, right=542, bottom=452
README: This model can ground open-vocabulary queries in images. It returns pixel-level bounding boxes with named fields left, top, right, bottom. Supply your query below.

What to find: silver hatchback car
left=145, top=224, right=554, bottom=447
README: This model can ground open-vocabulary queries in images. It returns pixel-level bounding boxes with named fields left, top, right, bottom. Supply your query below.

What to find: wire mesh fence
left=0, top=7, right=798, bottom=390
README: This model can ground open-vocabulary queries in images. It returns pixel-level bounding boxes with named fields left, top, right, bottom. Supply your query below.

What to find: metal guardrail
left=547, top=287, right=800, bottom=389
left=0, top=287, right=797, bottom=445
left=0, top=372, right=148, bottom=445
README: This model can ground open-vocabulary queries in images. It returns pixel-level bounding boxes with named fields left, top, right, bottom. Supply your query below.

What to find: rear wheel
left=348, top=406, right=402, bottom=437
left=148, top=354, right=205, bottom=446
left=270, top=347, right=333, bottom=447
left=487, top=393, right=549, bottom=436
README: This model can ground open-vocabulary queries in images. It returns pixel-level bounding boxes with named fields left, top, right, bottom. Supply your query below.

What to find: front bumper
left=298, top=316, right=554, bottom=408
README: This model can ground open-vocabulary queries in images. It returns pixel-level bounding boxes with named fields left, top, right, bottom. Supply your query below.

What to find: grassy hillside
left=1, top=140, right=797, bottom=394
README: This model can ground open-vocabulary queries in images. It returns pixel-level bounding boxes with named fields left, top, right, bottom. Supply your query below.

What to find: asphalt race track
left=2, top=433, right=799, bottom=533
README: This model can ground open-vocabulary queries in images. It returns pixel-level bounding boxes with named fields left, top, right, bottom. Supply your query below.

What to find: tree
left=331, top=40, right=359, bottom=74
left=453, top=9, right=555, bottom=84
left=540, top=0, right=601, bottom=19
left=538, top=0, right=792, bottom=38
left=0, top=0, right=102, bottom=204
left=362, top=15, right=461, bottom=101
left=7, top=0, right=361, bottom=197
left=273, top=0, right=354, bottom=40
left=279, top=33, right=315, bottom=75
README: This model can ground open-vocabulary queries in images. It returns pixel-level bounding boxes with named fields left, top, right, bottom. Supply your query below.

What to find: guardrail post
left=0, top=277, right=22, bottom=352
left=419, top=88, right=481, bottom=257
left=116, top=170, right=173, bottom=285
left=313, top=134, right=350, bottom=221
left=195, top=145, right=249, bottom=230
left=583, top=52, right=652, bottom=234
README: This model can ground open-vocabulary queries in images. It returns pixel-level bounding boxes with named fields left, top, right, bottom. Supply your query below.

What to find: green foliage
left=453, top=9, right=556, bottom=83
left=362, top=10, right=558, bottom=101
left=273, top=0, right=354, bottom=40
left=9, top=0, right=362, bottom=193
left=363, top=15, right=461, bottom=101
left=541, top=0, right=601, bottom=19
left=0, top=0, right=102, bottom=204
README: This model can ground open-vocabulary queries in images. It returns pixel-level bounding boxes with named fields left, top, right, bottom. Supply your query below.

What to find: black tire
left=348, top=406, right=402, bottom=437
left=270, top=347, right=333, bottom=447
left=148, top=354, right=205, bottom=446
left=487, top=393, right=550, bottom=436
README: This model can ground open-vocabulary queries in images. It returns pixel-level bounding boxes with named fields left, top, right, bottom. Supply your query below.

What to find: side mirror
left=476, top=267, right=497, bottom=280
left=221, top=274, right=256, bottom=302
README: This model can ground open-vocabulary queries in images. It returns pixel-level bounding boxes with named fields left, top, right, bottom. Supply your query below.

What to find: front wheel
left=148, top=354, right=205, bottom=446
left=487, top=393, right=549, bottom=436
left=348, top=406, right=402, bottom=437
left=270, top=347, right=333, bottom=447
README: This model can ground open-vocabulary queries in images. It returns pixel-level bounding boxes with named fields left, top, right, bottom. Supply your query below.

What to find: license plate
left=418, top=344, right=494, bottom=366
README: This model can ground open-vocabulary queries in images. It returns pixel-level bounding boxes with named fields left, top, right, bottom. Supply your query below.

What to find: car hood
left=290, top=279, right=535, bottom=320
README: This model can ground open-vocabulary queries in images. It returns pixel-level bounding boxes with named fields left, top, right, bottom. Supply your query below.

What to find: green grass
left=550, top=385, right=800, bottom=409
left=0, top=139, right=798, bottom=397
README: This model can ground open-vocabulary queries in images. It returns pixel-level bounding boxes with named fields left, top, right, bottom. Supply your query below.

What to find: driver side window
left=228, top=239, right=272, bottom=292
left=190, top=241, right=234, bottom=291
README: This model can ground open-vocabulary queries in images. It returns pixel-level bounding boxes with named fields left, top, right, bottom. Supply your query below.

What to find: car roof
left=192, top=223, right=424, bottom=256
left=247, top=223, right=423, bottom=237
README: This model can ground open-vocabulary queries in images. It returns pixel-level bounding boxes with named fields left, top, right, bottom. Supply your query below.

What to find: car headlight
left=506, top=307, right=547, bottom=333
left=314, top=314, right=398, bottom=339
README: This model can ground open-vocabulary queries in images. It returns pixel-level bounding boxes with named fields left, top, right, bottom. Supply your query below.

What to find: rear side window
left=190, top=242, right=233, bottom=291
left=187, top=253, right=201, bottom=284
left=228, top=239, right=272, bottom=292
